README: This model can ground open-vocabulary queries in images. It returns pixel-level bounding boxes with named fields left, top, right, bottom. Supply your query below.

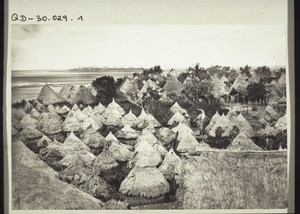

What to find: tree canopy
left=92, top=76, right=117, bottom=105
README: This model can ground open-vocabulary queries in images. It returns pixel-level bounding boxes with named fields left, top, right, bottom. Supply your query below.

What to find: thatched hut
left=257, top=125, right=278, bottom=137
left=275, top=114, right=287, bottom=133
left=276, top=73, right=286, bottom=96
left=37, top=84, right=65, bottom=105
left=93, top=148, right=119, bottom=173
left=152, top=142, right=168, bottom=157
left=121, top=109, right=138, bottom=127
left=12, top=108, right=26, bottom=121
left=155, top=127, right=176, bottom=146
left=115, top=124, right=140, bottom=145
left=176, top=132, right=199, bottom=153
left=144, top=123, right=156, bottom=134
left=171, top=122, right=193, bottom=141
left=167, top=111, right=187, bottom=126
left=208, top=114, right=233, bottom=137
left=119, top=77, right=137, bottom=95
left=204, top=111, right=221, bottom=132
left=58, top=150, right=96, bottom=169
left=94, top=102, right=106, bottom=115
left=102, top=108, right=123, bottom=127
left=37, top=135, right=53, bottom=149
left=58, top=105, right=71, bottom=115
left=29, top=107, right=41, bottom=120
left=47, top=104, right=56, bottom=113
left=73, top=85, right=97, bottom=105
left=233, top=113, right=254, bottom=137
left=81, top=116, right=102, bottom=131
left=228, top=132, right=263, bottom=151
left=158, top=148, right=182, bottom=181
left=104, top=98, right=125, bottom=116
left=135, top=129, right=158, bottom=146
left=62, top=115, right=81, bottom=133
left=109, top=141, right=134, bottom=162
left=33, top=100, right=47, bottom=113
left=195, top=141, right=213, bottom=152
left=137, top=113, right=161, bottom=129
left=80, top=125, right=106, bottom=155
left=170, top=102, right=187, bottom=115
left=163, top=77, right=183, bottom=95
left=59, top=132, right=91, bottom=156
left=39, top=141, right=64, bottom=171
left=58, top=84, right=78, bottom=104
left=15, top=114, right=37, bottom=130
left=36, top=112, right=63, bottom=139
left=82, top=106, right=94, bottom=117
left=19, top=126, right=44, bottom=153
left=262, top=105, right=280, bottom=123
left=105, top=132, right=119, bottom=143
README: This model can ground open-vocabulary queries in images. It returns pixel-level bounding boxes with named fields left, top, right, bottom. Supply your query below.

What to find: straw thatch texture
left=82, top=106, right=94, bottom=117
left=73, top=85, right=97, bottom=105
left=119, top=77, right=137, bottom=95
left=94, top=148, right=119, bottom=172
left=47, top=104, right=55, bottom=113
left=12, top=108, right=26, bottom=121
left=204, top=111, right=221, bottom=132
left=144, top=123, right=156, bottom=133
left=257, top=125, right=278, bottom=137
left=33, top=100, right=47, bottom=113
left=163, top=77, right=183, bottom=95
left=58, top=105, right=70, bottom=115
left=59, top=132, right=91, bottom=156
left=121, top=109, right=138, bottom=127
left=81, top=116, right=102, bottom=131
left=109, top=141, right=134, bottom=162
left=71, top=109, right=88, bottom=122
left=158, top=148, right=182, bottom=180
left=37, top=84, right=65, bottom=105
left=94, top=102, right=106, bottom=115
left=105, top=132, right=119, bottom=143
left=103, top=109, right=123, bottom=126
left=29, top=108, right=41, bottom=120
left=81, top=175, right=111, bottom=199
left=58, top=150, right=96, bottom=168
left=15, top=114, right=37, bottom=130
left=137, top=113, right=161, bottom=129
left=36, top=112, right=63, bottom=135
left=170, top=102, right=187, bottom=115
left=208, top=114, right=233, bottom=137
left=171, top=122, right=193, bottom=141
left=167, top=112, right=187, bottom=126
left=80, top=125, right=106, bottom=149
left=119, top=166, right=170, bottom=198
left=58, top=85, right=78, bottom=104
left=228, top=132, right=263, bottom=151
left=153, top=142, right=168, bottom=157
left=20, top=126, right=43, bottom=139
left=62, top=115, right=81, bottom=132
left=137, top=108, right=147, bottom=121
left=195, top=141, right=213, bottom=152
left=115, top=124, right=140, bottom=139
left=275, top=114, right=287, bottom=132
left=262, top=105, right=280, bottom=122
left=177, top=133, right=199, bottom=153
left=155, top=127, right=176, bottom=144
left=105, top=98, right=125, bottom=115
left=37, top=135, right=53, bottom=148
left=233, top=114, right=254, bottom=137
left=135, top=129, right=158, bottom=147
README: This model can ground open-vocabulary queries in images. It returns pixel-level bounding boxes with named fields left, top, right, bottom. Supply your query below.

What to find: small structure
left=37, top=84, right=65, bottom=105
left=228, top=132, right=263, bottom=151
left=73, top=85, right=97, bottom=105
left=170, top=102, right=187, bottom=115
left=121, top=109, right=138, bottom=127
left=167, top=112, right=187, bottom=126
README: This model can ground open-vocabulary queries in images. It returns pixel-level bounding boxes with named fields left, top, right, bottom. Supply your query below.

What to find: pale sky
left=11, top=25, right=287, bottom=70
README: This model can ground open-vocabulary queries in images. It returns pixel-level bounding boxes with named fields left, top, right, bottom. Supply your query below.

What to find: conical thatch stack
left=195, top=141, right=213, bottom=152
left=144, top=123, right=156, bottom=134
left=226, top=109, right=238, bottom=120
left=275, top=114, right=287, bottom=132
left=37, top=84, right=65, bottom=105
left=59, top=132, right=90, bottom=156
left=59, top=85, right=78, bottom=103
left=171, top=122, right=193, bottom=141
left=262, top=105, right=280, bottom=122
left=20, top=126, right=43, bottom=139
left=82, top=106, right=94, bottom=117
left=258, top=118, right=269, bottom=128
left=158, top=148, right=182, bottom=180
left=130, top=141, right=162, bottom=167
left=152, top=142, right=168, bottom=157
left=167, top=112, right=187, bottom=126
left=170, top=102, right=187, bottom=115
left=257, top=125, right=278, bottom=137
left=73, top=85, right=97, bottom=105
left=47, top=104, right=55, bottom=113
left=93, top=148, right=119, bottom=172
left=37, top=135, right=53, bottom=148
left=233, top=114, right=254, bottom=137
left=138, top=113, right=161, bottom=129
left=12, top=108, right=26, bottom=121
left=231, top=73, right=248, bottom=90
left=70, top=103, right=80, bottom=112
left=119, top=77, right=137, bottom=95
left=104, top=98, right=125, bottom=116
left=81, top=117, right=102, bottom=131
left=109, top=141, right=134, bottom=162
left=80, top=125, right=106, bottom=149
left=58, top=150, right=96, bottom=168
left=15, top=114, right=37, bottom=130
left=204, top=111, right=221, bottom=132
left=176, top=132, right=199, bottom=153
left=137, top=108, right=147, bottom=121
left=36, top=112, right=62, bottom=135
left=103, top=109, right=123, bottom=126
left=58, top=105, right=70, bottom=115
left=228, top=132, right=263, bottom=151
left=29, top=108, right=41, bottom=120
left=54, top=105, right=61, bottom=113
left=135, top=129, right=158, bottom=148
left=62, top=115, right=81, bottom=132
left=94, top=102, right=106, bottom=115
left=105, top=132, right=119, bottom=143
left=119, top=165, right=170, bottom=198
left=23, top=100, right=33, bottom=112
left=115, top=124, right=140, bottom=139
left=163, top=77, right=183, bottom=95
left=33, top=100, right=47, bottom=113
left=121, top=109, right=138, bottom=127
left=208, top=114, right=233, bottom=137
left=155, top=127, right=176, bottom=144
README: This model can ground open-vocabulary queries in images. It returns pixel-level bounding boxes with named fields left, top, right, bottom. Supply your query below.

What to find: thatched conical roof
left=62, top=115, right=81, bottom=132
left=12, top=108, right=26, bottom=121
left=29, top=108, right=41, bottom=120
left=257, top=125, right=278, bottom=137
left=105, top=132, right=119, bottom=143
left=195, top=141, right=213, bottom=152
left=233, top=113, right=254, bottom=137
left=58, top=84, right=78, bottom=104
left=163, top=77, right=183, bottom=95
left=171, top=122, right=193, bottom=141
left=103, top=109, right=123, bottom=126
left=20, top=125, right=43, bottom=139
left=115, top=124, right=140, bottom=139
left=58, top=150, right=96, bottom=168
left=94, top=102, right=106, bottom=115
left=276, top=73, right=286, bottom=94
left=158, top=148, right=182, bottom=180
left=119, top=166, right=170, bottom=198
left=155, top=127, right=176, bottom=143
left=167, top=111, right=187, bottom=126
left=170, top=102, right=187, bottom=115
left=275, top=114, right=287, bottom=132
left=36, top=112, right=63, bottom=135
left=228, top=132, right=263, bottom=151
left=135, top=129, right=158, bottom=148
left=81, top=117, right=102, bottom=131
left=208, top=114, right=233, bottom=137
left=262, top=105, right=280, bottom=122
left=177, top=133, right=199, bottom=153
left=15, top=114, right=37, bottom=130
left=37, top=135, right=53, bottom=148
left=82, top=106, right=94, bottom=117
left=58, top=105, right=70, bottom=115
left=219, top=76, right=229, bottom=83
left=70, top=103, right=80, bottom=112
left=94, top=148, right=118, bottom=172
left=60, top=132, right=90, bottom=156
left=73, top=85, right=97, bottom=105
left=33, top=100, right=47, bottom=113
left=37, top=84, right=65, bottom=105
left=105, top=98, right=125, bottom=116
left=226, top=109, right=238, bottom=120
left=80, top=125, right=106, bottom=149
left=152, top=142, right=168, bottom=156
left=47, top=104, right=55, bottom=113
left=205, top=111, right=221, bottom=132
left=137, top=108, right=147, bottom=120
left=121, top=109, right=138, bottom=127
left=109, top=141, right=134, bottom=162
left=119, top=77, right=137, bottom=95
left=231, top=73, right=248, bottom=90
left=144, top=123, right=156, bottom=134
left=138, top=113, right=161, bottom=128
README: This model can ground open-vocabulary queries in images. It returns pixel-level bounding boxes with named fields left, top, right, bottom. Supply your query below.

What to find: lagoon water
left=12, top=69, right=142, bottom=103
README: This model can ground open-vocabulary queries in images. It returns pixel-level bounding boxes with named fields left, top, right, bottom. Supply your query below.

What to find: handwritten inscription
left=11, top=13, right=84, bottom=22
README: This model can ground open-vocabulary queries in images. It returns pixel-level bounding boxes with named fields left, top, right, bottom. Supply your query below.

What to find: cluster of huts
left=11, top=68, right=287, bottom=206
